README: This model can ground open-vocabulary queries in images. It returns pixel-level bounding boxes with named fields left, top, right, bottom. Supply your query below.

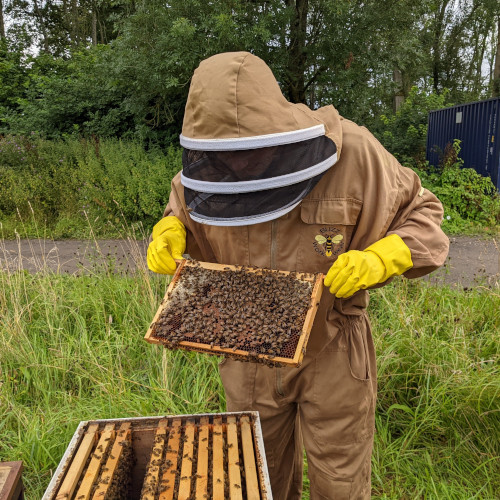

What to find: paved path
left=0, top=236, right=498, bottom=288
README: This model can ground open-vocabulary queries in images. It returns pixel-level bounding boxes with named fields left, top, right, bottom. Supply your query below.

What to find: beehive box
left=146, top=260, right=323, bottom=367
left=42, top=412, right=272, bottom=500
left=0, top=461, right=24, bottom=500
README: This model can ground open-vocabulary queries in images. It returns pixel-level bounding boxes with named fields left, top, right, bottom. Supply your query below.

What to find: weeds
left=0, top=135, right=182, bottom=238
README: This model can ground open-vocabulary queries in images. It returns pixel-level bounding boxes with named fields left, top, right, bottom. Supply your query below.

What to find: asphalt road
left=0, top=236, right=498, bottom=288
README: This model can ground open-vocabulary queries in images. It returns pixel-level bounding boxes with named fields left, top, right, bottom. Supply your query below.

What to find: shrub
left=0, top=134, right=82, bottom=220
left=0, top=135, right=182, bottom=237
left=78, top=138, right=182, bottom=228
left=4, top=48, right=134, bottom=139
left=414, top=140, right=500, bottom=229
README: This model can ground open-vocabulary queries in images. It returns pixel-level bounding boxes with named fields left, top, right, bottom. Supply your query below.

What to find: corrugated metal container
left=426, top=97, right=500, bottom=191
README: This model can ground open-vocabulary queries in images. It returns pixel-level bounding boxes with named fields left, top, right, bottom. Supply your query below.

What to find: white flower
left=446, top=215, right=451, bottom=220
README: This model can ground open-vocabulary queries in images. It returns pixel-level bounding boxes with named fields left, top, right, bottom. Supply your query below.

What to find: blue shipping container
left=426, top=97, right=500, bottom=191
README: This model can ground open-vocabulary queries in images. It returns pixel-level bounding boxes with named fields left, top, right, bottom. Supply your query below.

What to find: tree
left=493, top=16, right=500, bottom=96
left=2, top=0, right=499, bottom=142
left=0, top=0, right=6, bottom=40
left=418, top=0, right=498, bottom=101
left=5, top=0, right=136, bottom=55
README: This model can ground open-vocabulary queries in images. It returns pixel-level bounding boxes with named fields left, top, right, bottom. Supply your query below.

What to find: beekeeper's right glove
left=324, top=234, right=413, bottom=298
left=147, top=216, right=186, bottom=275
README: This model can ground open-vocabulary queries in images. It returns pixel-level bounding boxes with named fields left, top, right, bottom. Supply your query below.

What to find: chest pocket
left=297, top=198, right=362, bottom=274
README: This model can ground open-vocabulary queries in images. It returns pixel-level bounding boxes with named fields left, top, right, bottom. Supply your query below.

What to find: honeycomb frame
left=145, top=259, right=324, bottom=367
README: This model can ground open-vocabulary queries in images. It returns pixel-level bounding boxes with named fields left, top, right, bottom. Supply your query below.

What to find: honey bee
left=315, top=234, right=343, bottom=257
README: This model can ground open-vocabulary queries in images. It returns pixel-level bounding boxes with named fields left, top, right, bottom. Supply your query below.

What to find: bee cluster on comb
left=146, top=260, right=324, bottom=367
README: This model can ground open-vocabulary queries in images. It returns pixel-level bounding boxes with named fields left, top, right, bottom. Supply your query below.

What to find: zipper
left=271, top=219, right=285, bottom=397
left=270, top=219, right=278, bottom=269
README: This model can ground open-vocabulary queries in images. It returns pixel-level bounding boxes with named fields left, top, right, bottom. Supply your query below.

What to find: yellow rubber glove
left=324, top=234, right=413, bottom=298
left=147, top=216, right=186, bottom=275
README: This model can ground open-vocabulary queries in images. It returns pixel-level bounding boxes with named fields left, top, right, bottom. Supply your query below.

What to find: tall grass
left=370, top=281, right=499, bottom=499
left=0, top=244, right=498, bottom=498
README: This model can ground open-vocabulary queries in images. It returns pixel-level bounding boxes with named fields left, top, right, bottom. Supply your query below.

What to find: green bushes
left=3, top=47, right=134, bottom=140
left=1, top=134, right=499, bottom=238
left=371, top=88, right=500, bottom=234
left=413, top=140, right=500, bottom=233
left=0, top=135, right=182, bottom=237
left=77, top=139, right=181, bottom=228
left=0, top=135, right=82, bottom=222
left=373, top=87, right=450, bottom=164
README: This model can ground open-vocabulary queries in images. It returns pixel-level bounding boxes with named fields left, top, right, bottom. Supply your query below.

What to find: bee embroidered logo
left=314, top=228, right=344, bottom=257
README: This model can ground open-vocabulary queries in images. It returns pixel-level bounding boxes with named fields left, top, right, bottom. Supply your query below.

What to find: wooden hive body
left=43, top=412, right=272, bottom=500
left=0, top=461, right=24, bottom=500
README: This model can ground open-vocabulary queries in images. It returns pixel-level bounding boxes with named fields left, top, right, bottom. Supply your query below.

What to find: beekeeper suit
left=147, top=52, right=449, bottom=499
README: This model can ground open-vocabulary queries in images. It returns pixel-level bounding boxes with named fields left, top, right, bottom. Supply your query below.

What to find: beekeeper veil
left=180, top=52, right=341, bottom=226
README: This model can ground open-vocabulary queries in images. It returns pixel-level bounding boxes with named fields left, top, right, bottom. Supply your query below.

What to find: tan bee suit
left=163, top=52, right=449, bottom=499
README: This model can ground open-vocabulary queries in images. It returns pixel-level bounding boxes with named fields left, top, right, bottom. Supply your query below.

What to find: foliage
left=3, top=47, right=134, bottom=138
left=0, top=134, right=83, bottom=221
left=0, top=256, right=498, bottom=498
left=1, top=1, right=498, bottom=142
left=1, top=135, right=498, bottom=239
left=372, top=87, right=450, bottom=164
left=77, top=138, right=181, bottom=226
left=0, top=40, right=29, bottom=123
left=99, top=0, right=277, bottom=142
left=5, top=0, right=135, bottom=55
left=414, top=140, right=500, bottom=229
left=417, top=0, right=499, bottom=101
left=0, top=135, right=181, bottom=237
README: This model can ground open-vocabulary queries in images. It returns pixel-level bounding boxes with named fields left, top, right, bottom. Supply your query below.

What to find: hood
left=179, top=52, right=343, bottom=226
left=180, top=51, right=343, bottom=155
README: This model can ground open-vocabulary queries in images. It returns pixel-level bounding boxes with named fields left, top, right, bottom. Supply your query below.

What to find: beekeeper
left=147, top=52, right=449, bottom=499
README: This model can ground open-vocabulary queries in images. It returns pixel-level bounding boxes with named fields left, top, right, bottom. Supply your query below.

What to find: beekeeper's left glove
left=324, top=234, right=413, bottom=298
left=147, top=216, right=186, bottom=275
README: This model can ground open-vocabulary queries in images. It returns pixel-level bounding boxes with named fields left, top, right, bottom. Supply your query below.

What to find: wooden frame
left=55, top=424, right=99, bottom=500
left=145, top=259, right=324, bottom=367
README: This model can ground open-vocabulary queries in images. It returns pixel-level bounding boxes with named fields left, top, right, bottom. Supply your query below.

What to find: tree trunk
left=285, top=0, right=308, bottom=104
left=0, top=0, right=5, bottom=40
left=33, top=0, right=50, bottom=52
left=475, top=32, right=487, bottom=95
left=493, top=17, right=500, bottom=97
left=432, top=0, right=450, bottom=93
left=71, top=0, right=78, bottom=45
left=393, top=69, right=404, bottom=112
left=99, top=18, right=105, bottom=43
left=92, top=4, right=97, bottom=46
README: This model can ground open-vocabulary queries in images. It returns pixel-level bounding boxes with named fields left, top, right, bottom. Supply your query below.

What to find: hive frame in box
left=145, top=259, right=324, bottom=367
left=42, top=412, right=272, bottom=500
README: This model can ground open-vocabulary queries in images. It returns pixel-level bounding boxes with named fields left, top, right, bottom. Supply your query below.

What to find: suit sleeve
left=386, top=165, right=449, bottom=278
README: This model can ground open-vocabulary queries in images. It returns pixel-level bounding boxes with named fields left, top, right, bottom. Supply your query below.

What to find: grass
left=0, top=241, right=499, bottom=499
